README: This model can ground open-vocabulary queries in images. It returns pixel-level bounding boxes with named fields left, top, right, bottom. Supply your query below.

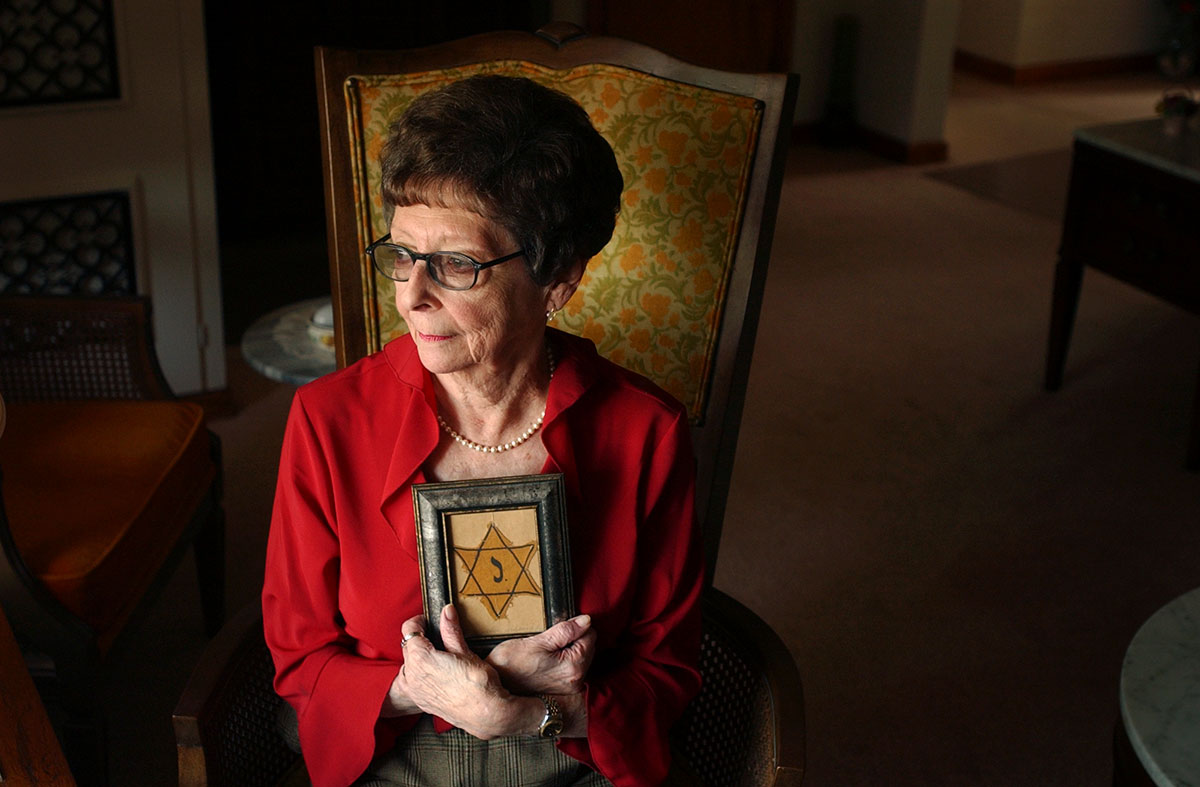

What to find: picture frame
left=412, top=473, right=575, bottom=654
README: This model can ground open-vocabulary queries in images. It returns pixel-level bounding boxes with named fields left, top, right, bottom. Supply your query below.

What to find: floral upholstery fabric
left=344, top=61, right=763, bottom=420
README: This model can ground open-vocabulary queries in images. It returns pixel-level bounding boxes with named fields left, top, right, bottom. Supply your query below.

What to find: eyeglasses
left=366, top=234, right=525, bottom=291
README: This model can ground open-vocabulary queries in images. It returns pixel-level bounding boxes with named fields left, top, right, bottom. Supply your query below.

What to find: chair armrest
left=174, top=604, right=299, bottom=787
left=0, top=294, right=173, bottom=401
left=673, top=587, right=806, bottom=786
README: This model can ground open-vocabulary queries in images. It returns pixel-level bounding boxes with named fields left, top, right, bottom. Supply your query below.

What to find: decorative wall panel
left=0, top=0, right=120, bottom=107
left=0, top=191, right=136, bottom=295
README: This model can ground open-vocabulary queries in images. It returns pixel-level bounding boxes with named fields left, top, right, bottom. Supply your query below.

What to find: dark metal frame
left=412, top=473, right=574, bottom=654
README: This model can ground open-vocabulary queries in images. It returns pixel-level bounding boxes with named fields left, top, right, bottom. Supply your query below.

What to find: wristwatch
left=537, top=694, right=564, bottom=739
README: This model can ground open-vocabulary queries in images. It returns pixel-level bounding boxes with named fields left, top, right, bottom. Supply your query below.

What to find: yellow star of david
left=453, top=522, right=542, bottom=620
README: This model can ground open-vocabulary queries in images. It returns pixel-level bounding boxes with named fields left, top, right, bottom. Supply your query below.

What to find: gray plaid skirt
left=278, top=704, right=611, bottom=786
left=355, top=715, right=612, bottom=787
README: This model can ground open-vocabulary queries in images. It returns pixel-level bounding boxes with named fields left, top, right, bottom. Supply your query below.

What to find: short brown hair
left=380, top=75, right=623, bottom=285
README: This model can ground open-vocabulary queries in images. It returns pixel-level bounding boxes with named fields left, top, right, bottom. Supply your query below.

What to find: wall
left=1015, top=0, right=1167, bottom=66
left=549, top=1, right=958, bottom=155
left=958, top=0, right=1169, bottom=68
left=792, top=0, right=960, bottom=150
left=910, top=0, right=961, bottom=142
left=956, top=0, right=1023, bottom=65
left=0, top=0, right=224, bottom=394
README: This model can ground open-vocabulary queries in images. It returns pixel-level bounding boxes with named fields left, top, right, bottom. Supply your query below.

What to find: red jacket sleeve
left=561, top=409, right=704, bottom=786
left=262, top=393, right=400, bottom=787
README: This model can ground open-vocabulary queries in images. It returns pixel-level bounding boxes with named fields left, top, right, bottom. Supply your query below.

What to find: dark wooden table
left=0, top=604, right=74, bottom=785
left=1045, top=119, right=1200, bottom=470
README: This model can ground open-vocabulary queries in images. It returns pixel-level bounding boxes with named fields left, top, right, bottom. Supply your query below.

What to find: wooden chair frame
left=314, top=22, right=798, bottom=579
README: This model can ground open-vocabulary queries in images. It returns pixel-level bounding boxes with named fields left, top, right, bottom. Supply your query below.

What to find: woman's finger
left=531, top=614, right=592, bottom=652
left=400, top=615, right=431, bottom=657
left=439, top=604, right=471, bottom=655
left=401, top=614, right=427, bottom=638
left=563, top=629, right=598, bottom=672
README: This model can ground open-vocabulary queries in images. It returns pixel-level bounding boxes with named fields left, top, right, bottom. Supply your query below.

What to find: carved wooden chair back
left=315, top=24, right=796, bottom=576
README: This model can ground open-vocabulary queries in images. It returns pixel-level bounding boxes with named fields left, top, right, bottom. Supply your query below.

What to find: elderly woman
left=263, top=75, right=702, bottom=787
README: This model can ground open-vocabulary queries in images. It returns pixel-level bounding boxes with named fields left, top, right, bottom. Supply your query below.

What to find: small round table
left=240, top=296, right=337, bottom=385
left=1118, top=587, right=1200, bottom=786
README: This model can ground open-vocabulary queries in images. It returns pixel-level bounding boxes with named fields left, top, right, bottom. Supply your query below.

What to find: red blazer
left=262, top=330, right=703, bottom=787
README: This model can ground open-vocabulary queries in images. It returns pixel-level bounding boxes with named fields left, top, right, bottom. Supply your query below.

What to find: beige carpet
left=92, top=71, right=1200, bottom=785
left=926, top=149, right=1071, bottom=221
left=719, top=134, right=1199, bottom=784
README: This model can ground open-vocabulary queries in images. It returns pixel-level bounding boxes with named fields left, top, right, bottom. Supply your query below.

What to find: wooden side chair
left=0, top=294, right=225, bottom=783
left=175, top=23, right=803, bottom=786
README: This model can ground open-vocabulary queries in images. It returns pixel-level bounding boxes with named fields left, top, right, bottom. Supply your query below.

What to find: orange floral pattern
left=345, top=62, right=761, bottom=419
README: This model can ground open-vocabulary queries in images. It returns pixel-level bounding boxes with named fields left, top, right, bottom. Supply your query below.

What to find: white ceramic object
left=307, top=300, right=335, bottom=350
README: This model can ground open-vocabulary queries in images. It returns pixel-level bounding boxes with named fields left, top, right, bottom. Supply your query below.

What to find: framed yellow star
left=412, top=473, right=574, bottom=654
left=454, top=522, right=543, bottom=620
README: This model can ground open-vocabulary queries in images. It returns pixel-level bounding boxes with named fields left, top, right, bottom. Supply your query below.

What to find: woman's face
left=390, top=203, right=555, bottom=379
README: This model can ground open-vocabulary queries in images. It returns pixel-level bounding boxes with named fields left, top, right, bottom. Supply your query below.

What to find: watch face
left=540, top=718, right=565, bottom=738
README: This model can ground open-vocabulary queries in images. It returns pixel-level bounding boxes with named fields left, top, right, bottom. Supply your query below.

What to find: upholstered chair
left=176, top=23, right=802, bottom=786
left=0, top=294, right=224, bottom=782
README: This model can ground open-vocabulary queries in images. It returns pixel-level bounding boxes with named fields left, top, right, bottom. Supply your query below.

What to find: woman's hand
left=384, top=605, right=543, bottom=740
left=486, top=614, right=597, bottom=695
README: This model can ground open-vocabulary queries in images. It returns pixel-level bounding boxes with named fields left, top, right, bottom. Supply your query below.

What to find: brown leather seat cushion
left=0, top=400, right=214, bottom=646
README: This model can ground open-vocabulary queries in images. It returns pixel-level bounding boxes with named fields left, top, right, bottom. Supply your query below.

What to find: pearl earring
left=546, top=306, right=558, bottom=322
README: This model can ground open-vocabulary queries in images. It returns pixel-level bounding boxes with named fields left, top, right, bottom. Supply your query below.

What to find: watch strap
left=537, top=694, right=563, bottom=738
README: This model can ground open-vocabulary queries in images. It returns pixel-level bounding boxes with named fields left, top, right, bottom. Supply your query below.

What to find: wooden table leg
left=1045, top=255, right=1085, bottom=391
left=1113, top=718, right=1157, bottom=787
left=1188, top=355, right=1200, bottom=472
left=0, top=606, right=74, bottom=785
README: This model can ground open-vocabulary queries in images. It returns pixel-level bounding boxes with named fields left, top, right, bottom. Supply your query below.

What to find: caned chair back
left=315, top=23, right=796, bottom=577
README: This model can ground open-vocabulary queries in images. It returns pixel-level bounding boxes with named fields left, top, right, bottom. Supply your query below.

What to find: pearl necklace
left=437, top=345, right=556, bottom=454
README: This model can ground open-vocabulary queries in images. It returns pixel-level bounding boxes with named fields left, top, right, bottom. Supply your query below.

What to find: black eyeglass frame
left=365, top=233, right=526, bottom=291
